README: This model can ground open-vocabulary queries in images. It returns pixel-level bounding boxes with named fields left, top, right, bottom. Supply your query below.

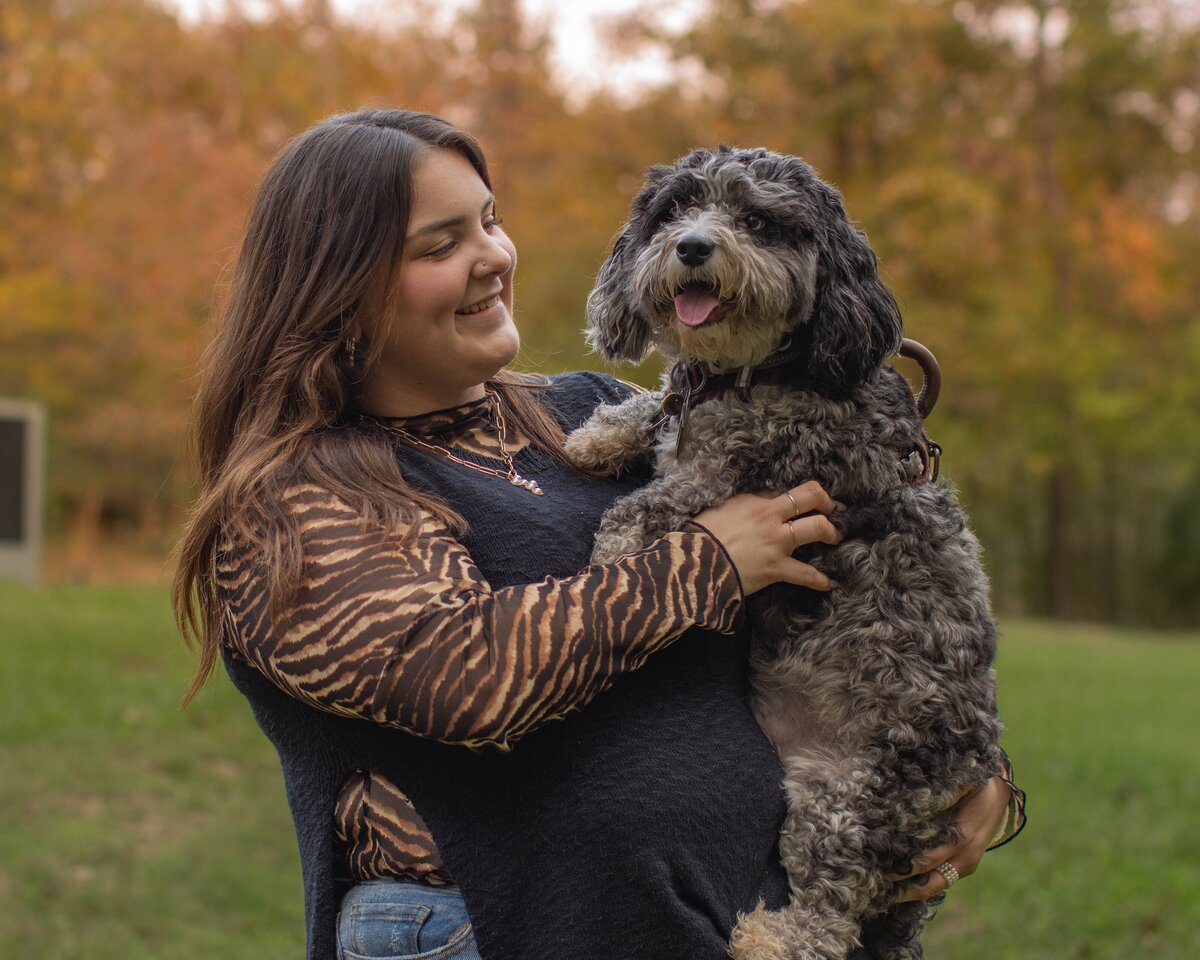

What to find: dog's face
left=587, top=146, right=902, bottom=391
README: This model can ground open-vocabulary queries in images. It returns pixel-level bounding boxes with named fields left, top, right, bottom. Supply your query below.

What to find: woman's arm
left=219, top=484, right=744, bottom=750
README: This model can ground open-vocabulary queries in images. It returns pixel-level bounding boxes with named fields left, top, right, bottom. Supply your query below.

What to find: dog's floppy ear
left=806, top=191, right=903, bottom=391
left=586, top=166, right=674, bottom=362
left=586, top=226, right=651, bottom=362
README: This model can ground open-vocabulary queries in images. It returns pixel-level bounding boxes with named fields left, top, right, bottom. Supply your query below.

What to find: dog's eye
left=744, top=213, right=781, bottom=240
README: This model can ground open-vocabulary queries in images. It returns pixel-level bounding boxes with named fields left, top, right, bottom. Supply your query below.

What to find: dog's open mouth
left=674, top=283, right=725, bottom=328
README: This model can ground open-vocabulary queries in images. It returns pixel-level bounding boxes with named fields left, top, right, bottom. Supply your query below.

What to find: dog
left=563, top=146, right=1003, bottom=960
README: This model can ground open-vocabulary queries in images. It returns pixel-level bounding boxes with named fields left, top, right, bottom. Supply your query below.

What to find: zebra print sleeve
left=334, top=770, right=453, bottom=884
left=218, top=484, right=744, bottom=750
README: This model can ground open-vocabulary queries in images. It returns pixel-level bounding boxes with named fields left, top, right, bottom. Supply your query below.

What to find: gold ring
left=787, top=518, right=799, bottom=550
left=785, top=490, right=800, bottom=517
left=935, top=861, right=960, bottom=889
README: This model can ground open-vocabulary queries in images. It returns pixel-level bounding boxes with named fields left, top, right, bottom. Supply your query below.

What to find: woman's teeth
left=457, top=296, right=500, bottom=315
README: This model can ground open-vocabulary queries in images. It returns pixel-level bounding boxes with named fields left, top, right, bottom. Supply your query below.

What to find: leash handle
left=898, top=338, right=941, bottom=419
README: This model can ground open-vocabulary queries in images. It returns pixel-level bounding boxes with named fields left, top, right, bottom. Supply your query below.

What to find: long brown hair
left=174, top=108, right=567, bottom=704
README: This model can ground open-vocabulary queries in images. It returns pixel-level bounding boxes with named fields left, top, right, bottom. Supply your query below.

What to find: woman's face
left=359, top=148, right=519, bottom=416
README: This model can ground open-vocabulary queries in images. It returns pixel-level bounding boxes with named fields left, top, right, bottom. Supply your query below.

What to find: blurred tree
left=0, top=0, right=232, bottom=572
left=955, top=0, right=1200, bottom=621
left=0, top=0, right=1195, bottom=619
left=622, top=0, right=1199, bottom=622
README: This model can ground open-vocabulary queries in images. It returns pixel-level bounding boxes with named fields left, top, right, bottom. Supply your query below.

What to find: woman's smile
left=456, top=292, right=503, bottom=316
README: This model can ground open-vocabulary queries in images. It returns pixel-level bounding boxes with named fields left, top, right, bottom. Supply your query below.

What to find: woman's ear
left=805, top=208, right=902, bottom=392
left=586, top=227, right=652, bottom=363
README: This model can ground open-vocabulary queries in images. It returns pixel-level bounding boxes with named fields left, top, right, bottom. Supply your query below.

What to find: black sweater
left=223, top=371, right=789, bottom=959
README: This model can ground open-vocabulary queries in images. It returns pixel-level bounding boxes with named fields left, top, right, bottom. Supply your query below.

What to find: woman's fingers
left=777, top=484, right=843, bottom=585
left=775, top=481, right=837, bottom=520
left=891, top=843, right=955, bottom=902
left=895, top=859, right=962, bottom=902
left=786, top=514, right=841, bottom=550
left=693, top=482, right=842, bottom=595
left=891, top=842, right=957, bottom=882
left=776, top=558, right=836, bottom=592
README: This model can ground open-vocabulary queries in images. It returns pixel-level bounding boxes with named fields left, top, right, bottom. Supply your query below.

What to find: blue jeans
left=337, top=879, right=481, bottom=960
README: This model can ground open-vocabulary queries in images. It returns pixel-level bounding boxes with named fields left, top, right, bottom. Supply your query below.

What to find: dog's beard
left=630, top=220, right=818, bottom=371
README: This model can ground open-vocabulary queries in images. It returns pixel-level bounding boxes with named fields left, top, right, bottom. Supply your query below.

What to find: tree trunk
left=1045, top=464, right=1074, bottom=618
left=67, top=491, right=104, bottom=584
left=1095, top=459, right=1120, bottom=622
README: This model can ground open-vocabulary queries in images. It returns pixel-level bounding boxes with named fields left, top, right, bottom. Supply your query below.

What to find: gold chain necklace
left=370, top=389, right=545, bottom=497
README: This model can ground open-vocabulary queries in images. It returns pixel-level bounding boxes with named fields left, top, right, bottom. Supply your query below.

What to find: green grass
left=923, top=620, right=1200, bottom=959
left=0, top=584, right=302, bottom=959
left=1, top=584, right=1197, bottom=958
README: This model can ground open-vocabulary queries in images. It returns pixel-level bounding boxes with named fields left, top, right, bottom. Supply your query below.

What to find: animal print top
left=218, top=396, right=746, bottom=885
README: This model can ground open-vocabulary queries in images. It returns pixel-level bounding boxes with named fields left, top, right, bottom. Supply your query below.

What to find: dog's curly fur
left=564, top=147, right=1003, bottom=960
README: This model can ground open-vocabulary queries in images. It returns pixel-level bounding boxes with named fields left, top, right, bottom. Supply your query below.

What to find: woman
left=174, top=109, right=1023, bottom=960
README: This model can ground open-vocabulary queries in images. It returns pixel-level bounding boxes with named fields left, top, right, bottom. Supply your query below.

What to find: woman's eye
left=426, top=240, right=457, bottom=258
left=485, top=215, right=505, bottom=231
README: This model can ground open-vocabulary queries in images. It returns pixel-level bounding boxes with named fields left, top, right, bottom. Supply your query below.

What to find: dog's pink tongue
left=674, top=289, right=721, bottom=327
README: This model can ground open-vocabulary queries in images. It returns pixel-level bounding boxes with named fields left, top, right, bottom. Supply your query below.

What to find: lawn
left=1, top=583, right=1196, bottom=958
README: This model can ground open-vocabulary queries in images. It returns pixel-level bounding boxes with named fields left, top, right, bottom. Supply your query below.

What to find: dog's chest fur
left=652, top=367, right=924, bottom=502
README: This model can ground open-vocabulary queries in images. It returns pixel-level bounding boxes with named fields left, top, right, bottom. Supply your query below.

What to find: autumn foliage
left=1, top=0, right=1197, bottom=623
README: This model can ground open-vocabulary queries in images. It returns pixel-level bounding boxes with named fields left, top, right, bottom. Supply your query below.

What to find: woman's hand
left=893, top=776, right=1014, bottom=902
left=693, top=481, right=841, bottom=596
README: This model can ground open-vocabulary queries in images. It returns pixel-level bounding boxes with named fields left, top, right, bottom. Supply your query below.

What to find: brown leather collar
left=659, top=339, right=809, bottom=426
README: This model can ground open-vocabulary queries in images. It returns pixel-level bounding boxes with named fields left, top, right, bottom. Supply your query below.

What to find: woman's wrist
left=682, top=519, right=747, bottom=602
left=985, top=752, right=1028, bottom=850
left=672, top=520, right=744, bottom=633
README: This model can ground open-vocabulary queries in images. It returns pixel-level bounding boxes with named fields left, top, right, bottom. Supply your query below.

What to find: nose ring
left=479, top=259, right=489, bottom=269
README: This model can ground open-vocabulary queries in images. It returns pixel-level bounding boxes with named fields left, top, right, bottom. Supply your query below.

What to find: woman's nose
left=475, top=237, right=514, bottom=276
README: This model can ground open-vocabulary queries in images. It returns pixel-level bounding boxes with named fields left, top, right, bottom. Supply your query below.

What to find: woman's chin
left=473, top=323, right=521, bottom=378
left=494, top=313, right=521, bottom=352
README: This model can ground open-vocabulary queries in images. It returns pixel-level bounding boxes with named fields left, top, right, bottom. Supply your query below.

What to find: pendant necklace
left=369, top=389, right=545, bottom=497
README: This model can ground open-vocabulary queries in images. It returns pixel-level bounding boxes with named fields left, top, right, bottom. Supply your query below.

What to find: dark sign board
left=0, top=417, right=26, bottom=542
left=0, top=400, right=43, bottom=581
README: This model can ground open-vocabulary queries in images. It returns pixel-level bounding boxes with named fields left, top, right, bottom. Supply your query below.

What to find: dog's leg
left=590, top=468, right=736, bottom=563
left=859, top=901, right=932, bottom=960
left=562, top=391, right=664, bottom=477
left=730, top=755, right=894, bottom=960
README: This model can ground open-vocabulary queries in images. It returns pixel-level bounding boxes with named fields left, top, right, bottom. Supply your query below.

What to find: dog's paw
left=591, top=530, right=649, bottom=565
left=732, top=901, right=858, bottom=960
left=729, top=903, right=790, bottom=960
left=562, top=422, right=627, bottom=476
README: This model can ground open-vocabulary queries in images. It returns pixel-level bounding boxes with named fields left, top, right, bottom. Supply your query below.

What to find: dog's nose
left=676, top=234, right=715, bottom=266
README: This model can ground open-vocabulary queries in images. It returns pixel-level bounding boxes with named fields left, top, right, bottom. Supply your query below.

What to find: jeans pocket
left=338, top=901, right=430, bottom=959
left=337, top=885, right=478, bottom=960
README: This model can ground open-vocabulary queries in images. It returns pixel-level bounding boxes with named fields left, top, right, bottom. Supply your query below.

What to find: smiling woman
left=356, top=150, right=520, bottom=417
left=172, top=108, right=848, bottom=960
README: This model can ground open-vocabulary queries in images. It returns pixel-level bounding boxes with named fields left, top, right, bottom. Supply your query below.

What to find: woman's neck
left=356, top=378, right=488, bottom=419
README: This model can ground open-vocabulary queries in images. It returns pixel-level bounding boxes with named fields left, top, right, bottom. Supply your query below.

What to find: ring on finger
left=935, top=861, right=960, bottom=889
left=784, top=490, right=800, bottom=517
left=787, top=518, right=799, bottom=550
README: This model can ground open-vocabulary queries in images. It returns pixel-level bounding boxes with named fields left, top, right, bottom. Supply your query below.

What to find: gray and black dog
left=564, top=146, right=1003, bottom=960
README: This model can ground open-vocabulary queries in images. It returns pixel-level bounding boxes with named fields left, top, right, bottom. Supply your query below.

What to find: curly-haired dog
left=564, top=146, right=1003, bottom=960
